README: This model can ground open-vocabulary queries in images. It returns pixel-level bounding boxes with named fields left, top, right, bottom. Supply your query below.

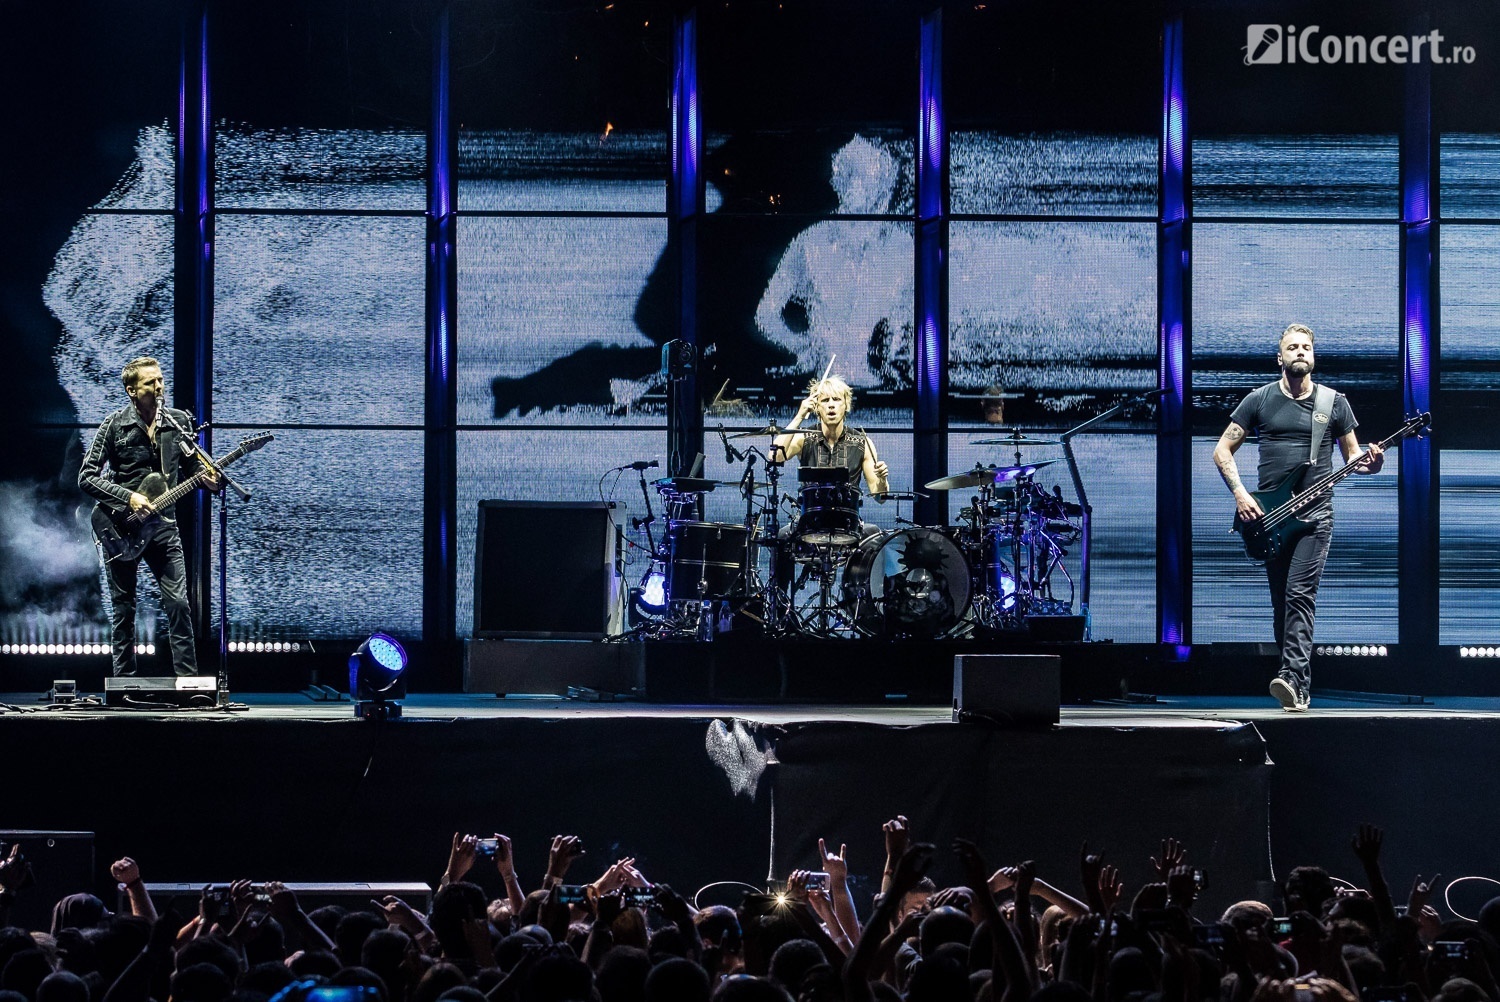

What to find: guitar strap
left=1309, top=383, right=1336, bottom=465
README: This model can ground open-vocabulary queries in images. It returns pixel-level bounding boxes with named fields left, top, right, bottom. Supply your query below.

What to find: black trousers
left=1265, top=514, right=1333, bottom=689
left=105, top=523, right=198, bottom=677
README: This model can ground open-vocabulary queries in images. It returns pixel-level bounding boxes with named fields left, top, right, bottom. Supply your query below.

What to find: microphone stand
left=163, top=409, right=252, bottom=706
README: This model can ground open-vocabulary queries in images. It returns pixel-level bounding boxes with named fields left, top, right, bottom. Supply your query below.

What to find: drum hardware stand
left=1057, top=388, right=1165, bottom=641
left=791, top=542, right=857, bottom=639
left=758, top=447, right=797, bottom=637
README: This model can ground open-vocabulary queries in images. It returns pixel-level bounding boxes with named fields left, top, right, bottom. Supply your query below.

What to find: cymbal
left=970, top=432, right=1060, bottom=446
left=925, top=460, right=1059, bottom=490
left=727, top=424, right=782, bottom=439
left=716, top=480, right=771, bottom=490
left=925, top=466, right=1005, bottom=491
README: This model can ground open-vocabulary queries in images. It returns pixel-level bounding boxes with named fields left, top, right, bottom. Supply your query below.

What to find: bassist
left=1212, top=324, right=1384, bottom=712
left=78, top=357, right=219, bottom=678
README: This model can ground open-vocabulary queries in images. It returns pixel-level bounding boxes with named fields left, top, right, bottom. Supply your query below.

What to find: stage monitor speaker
left=0, top=830, right=94, bottom=932
left=475, top=501, right=623, bottom=639
left=953, top=654, right=1060, bottom=727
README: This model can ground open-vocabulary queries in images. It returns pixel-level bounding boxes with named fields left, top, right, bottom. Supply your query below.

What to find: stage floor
left=7, top=691, right=1500, bottom=723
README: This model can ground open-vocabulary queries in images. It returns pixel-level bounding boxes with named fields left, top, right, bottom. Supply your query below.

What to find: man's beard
left=1285, top=360, right=1312, bottom=376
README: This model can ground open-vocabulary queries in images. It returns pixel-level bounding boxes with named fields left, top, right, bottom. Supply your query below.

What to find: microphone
left=718, top=425, right=744, bottom=464
left=621, top=460, right=659, bottom=471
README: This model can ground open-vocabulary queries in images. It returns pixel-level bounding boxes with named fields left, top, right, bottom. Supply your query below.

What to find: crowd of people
left=0, top=821, right=1496, bottom=1002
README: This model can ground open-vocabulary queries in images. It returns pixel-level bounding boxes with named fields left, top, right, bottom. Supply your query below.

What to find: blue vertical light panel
left=1399, top=24, right=1438, bottom=654
left=913, top=7, right=948, bottom=528
left=425, top=2, right=458, bottom=660
left=668, top=9, right=703, bottom=477
left=1156, top=12, right=1191, bottom=646
left=175, top=0, right=213, bottom=641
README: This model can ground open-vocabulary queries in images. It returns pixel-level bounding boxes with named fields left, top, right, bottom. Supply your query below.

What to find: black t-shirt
left=1230, top=381, right=1357, bottom=494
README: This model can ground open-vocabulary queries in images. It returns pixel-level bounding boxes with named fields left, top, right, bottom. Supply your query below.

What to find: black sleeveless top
left=799, top=428, right=868, bottom=487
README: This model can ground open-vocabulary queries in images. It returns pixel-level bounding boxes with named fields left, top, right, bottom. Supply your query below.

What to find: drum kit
left=623, top=427, right=1084, bottom=642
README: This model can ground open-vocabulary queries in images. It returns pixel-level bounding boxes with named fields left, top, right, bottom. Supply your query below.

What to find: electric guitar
left=90, top=432, right=274, bottom=563
left=1232, top=412, right=1430, bottom=563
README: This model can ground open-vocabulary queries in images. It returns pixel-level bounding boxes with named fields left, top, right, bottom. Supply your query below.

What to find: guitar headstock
left=1405, top=412, right=1432, bottom=437
left=241, top=432, right=274, bottom=453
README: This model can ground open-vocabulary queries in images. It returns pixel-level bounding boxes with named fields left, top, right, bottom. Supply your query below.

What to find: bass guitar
left=91, top=432, right=274, bottom=563
left=1232, top=412, right=1430, bottom=563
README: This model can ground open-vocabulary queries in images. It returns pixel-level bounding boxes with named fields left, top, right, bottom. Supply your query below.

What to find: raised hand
left=444, top=833, right=478, bottom=885
left=818, top=839, right=849, bottom=884
left=1167, top=864, right=1199, bottom=908
left=1079, top=841, right=1106, bottom=912
left=373, top=895, right=425, bottom=933
left=1098, top=864, right=1124, bottom=913
left=890, top=842, right=936, bottom=897
left=546, top=835, right=586, bottom=885
left=620, top=860, right=649, bottom=888
left=595, top=858, right=633, bottom=893
left=1351, top=823, right=1384, bottom=868
left=952, top=838, right=990, bottom=895
left=786, top=869, right=812, bottom=903
left=988, top=866, right=1017, bottom=893
left=595, top=890, right=625, bottom=926
left=266, top=881, right=300, bottom=922
left=883, top=816, right=910, bottom=859
left=1014, top=860, right=1037, bottom=904
left=229, top=878, right=256, bottom=918
left=1152, top=838, right=1186, bottom=881
left=1408, top=873, right=1441, bottom=918
left=652, top=883, right=694, bottom=928
left=490, top=833, right=515, bottom=874
left=929, top=886, right=974, bottom=913
left=111, top=857, right=142, bottom=886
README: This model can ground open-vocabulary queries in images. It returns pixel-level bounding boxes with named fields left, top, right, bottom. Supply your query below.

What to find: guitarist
left=1212, top=324, right=1384, bottom=712
left=77, top=357, right=219, bottom=678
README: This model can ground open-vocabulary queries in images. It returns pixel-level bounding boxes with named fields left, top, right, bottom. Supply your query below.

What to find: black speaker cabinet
left=0, top=830, right=94, bottom=932
left=953, top=654, right=1061, bottom=727
left=475, top=501, right=624, bottom=639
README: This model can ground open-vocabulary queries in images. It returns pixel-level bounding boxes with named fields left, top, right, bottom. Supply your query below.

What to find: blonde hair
left=1280, top=323, right=1315, bottom=348
left=121, top=356, right=161, bottom=391
left=806, top=375, right=854, bottom=413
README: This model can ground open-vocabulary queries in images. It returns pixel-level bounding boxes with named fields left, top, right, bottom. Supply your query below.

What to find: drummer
left=772, top=374, right=891, bottom=497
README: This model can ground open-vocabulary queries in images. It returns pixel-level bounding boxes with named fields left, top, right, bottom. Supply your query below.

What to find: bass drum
left=841, top=528, right=971, bottom=639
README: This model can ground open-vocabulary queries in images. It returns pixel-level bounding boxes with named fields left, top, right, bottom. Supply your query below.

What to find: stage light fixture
left=350, top=632, right=407, bottom=720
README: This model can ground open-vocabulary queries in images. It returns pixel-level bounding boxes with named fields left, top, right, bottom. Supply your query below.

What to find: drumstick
left=817, top=354, right=836, bottom=390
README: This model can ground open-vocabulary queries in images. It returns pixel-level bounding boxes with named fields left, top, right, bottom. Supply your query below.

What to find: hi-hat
left=925, top=466, right=1005, bottom=491
left=992, top=459, right=1058, bottom=482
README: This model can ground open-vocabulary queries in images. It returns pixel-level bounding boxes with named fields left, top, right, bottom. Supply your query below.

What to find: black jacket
left=78, top=404, right=202, bottom=516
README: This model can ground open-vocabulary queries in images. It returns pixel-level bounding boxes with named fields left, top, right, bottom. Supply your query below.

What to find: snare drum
left=667, top=521, right=750, bottom=601
left=841, top=528, right=971, bottom=639
left=795, top=468, right=862, bottom=546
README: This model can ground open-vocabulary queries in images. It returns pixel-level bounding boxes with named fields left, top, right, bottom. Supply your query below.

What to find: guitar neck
left=1290, top=422, right=1420, bottom=505
left=145, top=444, right=249, bottom=511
